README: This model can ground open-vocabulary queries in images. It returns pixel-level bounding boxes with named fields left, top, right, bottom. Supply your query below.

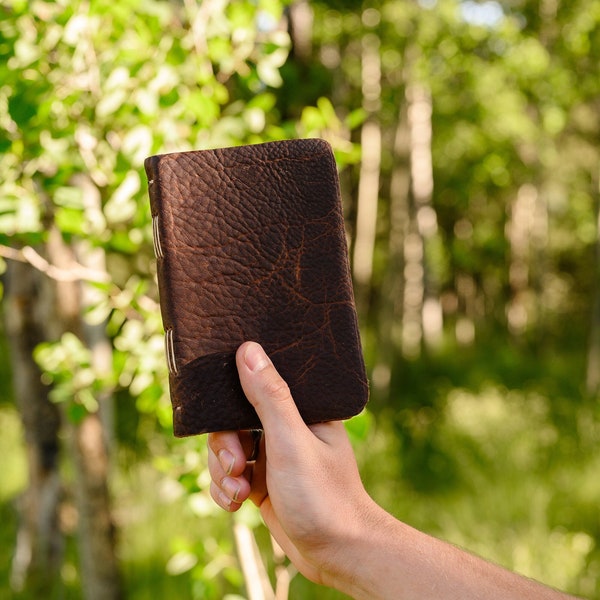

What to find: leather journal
left=145, top=138, right=368, bottom=436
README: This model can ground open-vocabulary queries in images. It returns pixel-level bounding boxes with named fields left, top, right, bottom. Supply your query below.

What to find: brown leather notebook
left=145, top=139, right=368, bottom=436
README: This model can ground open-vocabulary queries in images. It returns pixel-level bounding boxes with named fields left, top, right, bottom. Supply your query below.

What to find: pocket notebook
left=145, top=138, right=368, bottom=436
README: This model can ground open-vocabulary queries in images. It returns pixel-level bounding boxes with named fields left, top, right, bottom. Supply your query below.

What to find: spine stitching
left=145, top=157, right=177, bottom=376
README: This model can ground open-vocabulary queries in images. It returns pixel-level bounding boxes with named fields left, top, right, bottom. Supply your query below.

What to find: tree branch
left=233, top=522, right=275, bottom=600
left=0, top=244, right=110, bottom=284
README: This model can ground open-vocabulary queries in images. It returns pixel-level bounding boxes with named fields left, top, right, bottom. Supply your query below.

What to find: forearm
left=326, top=504, right=579, bottom=600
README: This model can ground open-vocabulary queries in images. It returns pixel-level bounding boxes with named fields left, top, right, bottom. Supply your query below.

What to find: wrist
left=320, top=499, right=401, bottom=599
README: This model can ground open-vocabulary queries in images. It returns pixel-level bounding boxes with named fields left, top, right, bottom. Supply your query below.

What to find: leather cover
left=145, top=138, right=368, bottom=436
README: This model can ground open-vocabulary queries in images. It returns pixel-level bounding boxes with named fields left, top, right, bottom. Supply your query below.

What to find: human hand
left=208, top=343, right=580, bottom=600
left=207, top=341, right=377, bottom=587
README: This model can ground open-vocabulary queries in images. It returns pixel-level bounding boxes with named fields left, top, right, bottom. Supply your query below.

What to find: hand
left=207, top=342, right=579, bottom=600
left=207, top=341, right=377, bottom=587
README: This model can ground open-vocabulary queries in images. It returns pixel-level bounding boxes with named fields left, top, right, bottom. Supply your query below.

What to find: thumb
left=236, top=342, right=307, bottom=437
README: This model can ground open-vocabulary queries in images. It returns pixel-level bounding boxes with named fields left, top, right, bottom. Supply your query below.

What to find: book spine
left=144, top=156, right=178, bottom=376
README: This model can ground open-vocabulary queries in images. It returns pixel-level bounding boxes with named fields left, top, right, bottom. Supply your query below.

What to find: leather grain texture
left=145, top=138, right=368, bottom=436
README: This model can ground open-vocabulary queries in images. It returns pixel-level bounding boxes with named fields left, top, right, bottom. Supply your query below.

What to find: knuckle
left=262, top=375, right=291, bottom=402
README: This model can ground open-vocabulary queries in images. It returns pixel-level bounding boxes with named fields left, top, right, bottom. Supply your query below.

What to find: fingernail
left=244, top=342, right=270, bottom=373
left=220, top=477, right=241, bottom=503
left=217, top=488, right=233, bottom=510
left=218, top=449, right=235, bottom=475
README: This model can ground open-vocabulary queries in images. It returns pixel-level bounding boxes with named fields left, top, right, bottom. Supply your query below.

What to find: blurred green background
left=1, top=0, right=600, bottom=598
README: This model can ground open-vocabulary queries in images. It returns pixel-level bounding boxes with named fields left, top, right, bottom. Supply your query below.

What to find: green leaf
left=345, top=107, right=367, bottom=130
left=104, top=171, right=140, bottom=224
left=55, top=207, right=86, bottom=235
left=108, top=230, right=140, bottom=253
left=66, top=402, right=88, bottom=424
left=344, top=409, right=374, bottom=443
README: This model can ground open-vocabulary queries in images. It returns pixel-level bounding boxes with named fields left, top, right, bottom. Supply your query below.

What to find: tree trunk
left=402, top=82, right=439, bottom=357
left=507, top=184, right=548, bottom=337
left=410, top=84, right=441, bottom=351
left=373, top=107, right=411, bottom=397
left=288, top=0, right=313, bottom=65
left=352, top=30, right=382, bottom=312
left=4, top=259, right=63, bottom=596
left=75, top=174, right=115, bottom=454
left=586, top=171, right=600, bottom=396
left=44, top=226, right=122, bottom=600
left=68, top=413, right=121, bottom=600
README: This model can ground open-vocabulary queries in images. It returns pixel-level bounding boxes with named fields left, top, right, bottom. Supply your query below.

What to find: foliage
left=1, top=0, right=600, bottom=598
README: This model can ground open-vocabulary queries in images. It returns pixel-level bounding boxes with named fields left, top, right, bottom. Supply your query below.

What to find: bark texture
left=4, top=259, right=63, bottom=595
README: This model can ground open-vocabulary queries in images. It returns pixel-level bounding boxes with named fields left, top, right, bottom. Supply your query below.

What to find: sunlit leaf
left=104, top=171, right=140, bottom=224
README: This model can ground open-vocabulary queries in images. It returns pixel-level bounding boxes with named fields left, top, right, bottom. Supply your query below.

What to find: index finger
left=208, top=430, right=260, bottom=477
left=207, top=430, right=247, bottom=477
